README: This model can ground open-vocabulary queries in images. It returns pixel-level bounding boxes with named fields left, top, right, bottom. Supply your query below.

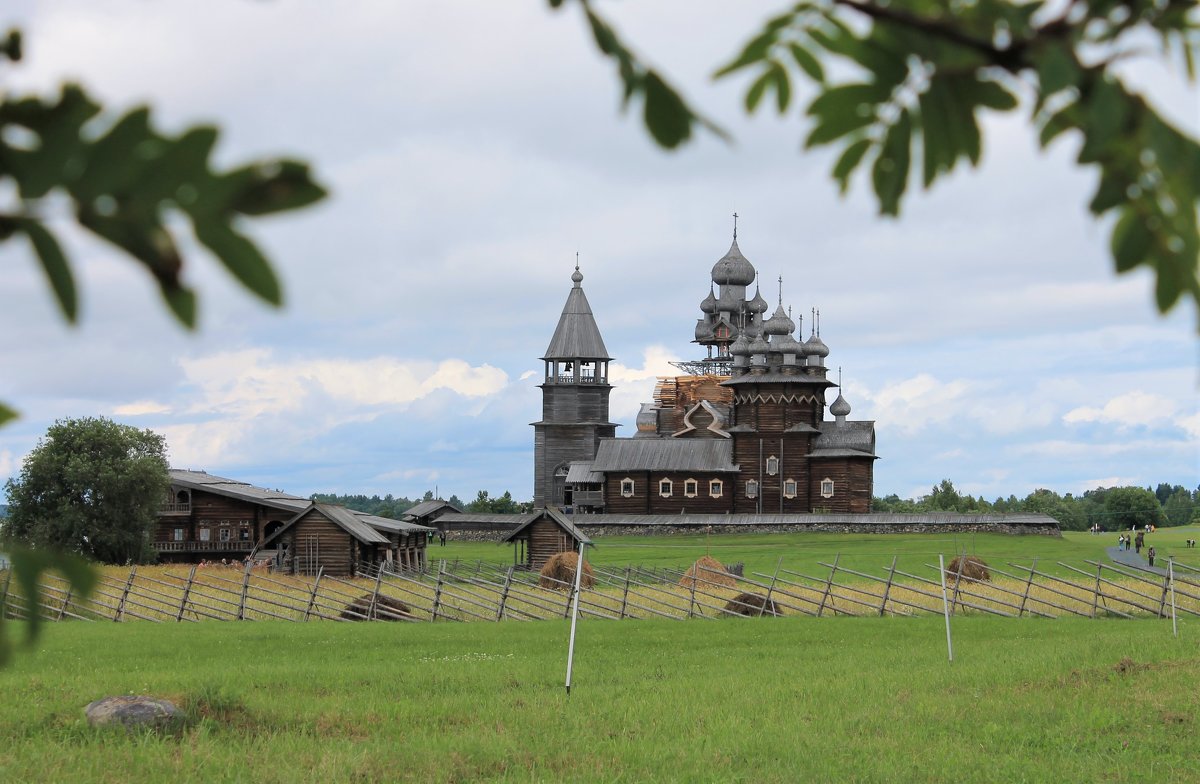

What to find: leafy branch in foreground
left=0, top=28, right=327, bottom=329
left=0, top=546, right=96, bottom=667
left=555, top=1, right=1200, bottom=328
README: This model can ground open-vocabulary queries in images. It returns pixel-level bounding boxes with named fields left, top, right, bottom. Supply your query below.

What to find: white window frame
left=173, top=528, right=184, bottom=542
left=199, top=527, right=211, bottom=542
left=783, top=479, right=798, bottom=499
left=219, top=527, right=231, bottom=542
left=620, top=477, right=635, bottom=498
left=684, top=478, right=699, bottom=498
left=709, top=479, right=723, bottom=498
left=821, top=478, right=835, bottom=498
left=746, top=479, right=759, bottom=499
left=659, top=479, right=673, bottom=498
left=766, top=455, right=779, bottom=476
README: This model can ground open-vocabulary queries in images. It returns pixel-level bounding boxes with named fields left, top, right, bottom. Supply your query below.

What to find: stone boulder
left=85, top=696, right=183, bottom=730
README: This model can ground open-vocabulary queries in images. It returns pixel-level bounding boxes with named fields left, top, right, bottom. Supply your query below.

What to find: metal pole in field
left=565, top=540, right=588, bottom=696
left=1169, top=557, right=1178, bottom=638
left=938, top=554, right=954, bottom=663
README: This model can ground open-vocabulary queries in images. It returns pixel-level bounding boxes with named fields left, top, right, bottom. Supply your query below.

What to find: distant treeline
left=312, top=481, right=1197, bottom=532
left=309, top=489, right=533, bottom=518
left=874, top=481, right=1199, bottom=532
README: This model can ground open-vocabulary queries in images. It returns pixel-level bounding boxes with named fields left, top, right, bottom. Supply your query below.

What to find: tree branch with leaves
left=551, top=0, right=1200, bottom=327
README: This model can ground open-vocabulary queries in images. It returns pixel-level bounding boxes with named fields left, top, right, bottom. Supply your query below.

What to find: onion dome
left=804, top=333, right=829, bottom=358
left=747, top=287, right=768, bottom=314
left=763, top=304, right=795, bottom=336
left=749, top=333, right=770, bottom=356
left=571, top=266, right=584, bottom=285
left=716, top=285, right=740, bottom=312
left=694, top=319, right=713, bottom=341
left=829, top=392, right=852, bottom=417
left=700, top=287, right=717, bottom=315
left=710, top=239, right=756, bottom=287
left=773, top=332, right=801, bottom=357
left=730, top=331, right=752, bottom=356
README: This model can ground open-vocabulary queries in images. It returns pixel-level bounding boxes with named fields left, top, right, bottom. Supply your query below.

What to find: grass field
left=0, top=614, right=1196, bottom=783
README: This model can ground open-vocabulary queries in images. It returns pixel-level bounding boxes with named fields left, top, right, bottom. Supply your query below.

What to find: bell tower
left=532, top=264, right=618, bottom=507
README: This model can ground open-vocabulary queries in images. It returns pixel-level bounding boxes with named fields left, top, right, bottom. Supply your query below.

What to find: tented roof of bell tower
left=542, top=266, right=612, bottom=360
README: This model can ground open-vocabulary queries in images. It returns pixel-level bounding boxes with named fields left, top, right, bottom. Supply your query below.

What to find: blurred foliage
left=0, top=27, right=325, bottom=665
left=552, top=0, right=1200, bottom=328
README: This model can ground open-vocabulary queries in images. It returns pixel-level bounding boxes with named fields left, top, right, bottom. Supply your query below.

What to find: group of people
left=1116, top=530, right=1159, bottom=567
left=197, top=556, right=272, bottom=569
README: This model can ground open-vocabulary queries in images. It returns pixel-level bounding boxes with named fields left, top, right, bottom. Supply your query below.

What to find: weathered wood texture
left=279, top=509, right=360, bottom=577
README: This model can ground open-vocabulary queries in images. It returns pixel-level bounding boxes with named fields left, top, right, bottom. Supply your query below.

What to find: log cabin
left=500, top=507, right=592, bottom=570
left=154, top=470, right=432, bottom=576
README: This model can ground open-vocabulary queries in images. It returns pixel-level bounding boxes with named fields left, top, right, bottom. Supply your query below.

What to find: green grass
left=439, top=526, right=1200, bottom=581
left=1, top=615, right=1197, bottom=782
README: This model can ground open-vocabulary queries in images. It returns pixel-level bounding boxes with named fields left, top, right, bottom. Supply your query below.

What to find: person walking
left=1147, top=547, right=1156, bottom=567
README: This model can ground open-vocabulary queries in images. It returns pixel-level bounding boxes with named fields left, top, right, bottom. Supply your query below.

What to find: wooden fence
left=1, top=556, right=1198, bottom=624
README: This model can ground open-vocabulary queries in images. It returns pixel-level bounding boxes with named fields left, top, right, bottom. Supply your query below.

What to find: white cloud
left=860, top=374, right=972, bottom=435
left=608, top=345, right=682, bottom=424
left=111, top=401, right=173, bottom=416
left=1063, top=391, right=1181, bottom=429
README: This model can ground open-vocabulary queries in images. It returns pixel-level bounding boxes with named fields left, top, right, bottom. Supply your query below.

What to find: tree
left=3, top=417, right=170, bottom=564
left=1162, top=486, right=1197, bottom=526
left=553, top=0, right=1200, bottom=329
left=1102, top=485, right=1165, bottom=530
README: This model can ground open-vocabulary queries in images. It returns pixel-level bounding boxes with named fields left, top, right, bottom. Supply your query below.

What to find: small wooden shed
left=261, top=502, right=422, bottom=577
left=501, top=508, right=593, bottom=570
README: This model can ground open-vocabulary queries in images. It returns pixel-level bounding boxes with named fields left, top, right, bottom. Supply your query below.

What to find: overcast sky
left=1, top=2, right=1196, bottom=505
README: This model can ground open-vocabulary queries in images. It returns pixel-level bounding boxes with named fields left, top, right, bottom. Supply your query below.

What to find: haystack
left=679, top=555, right=737, bottom=589
left=946, top=555, right=991, bottom=583
left=723, top=592, right=781, bottom=617
left=539, top=551, right=595, bottom=590
left=341, top=593, right=413, bottom=621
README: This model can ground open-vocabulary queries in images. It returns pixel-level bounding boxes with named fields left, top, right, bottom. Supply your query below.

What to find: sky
left=0, top=2, right=1196, bottom=505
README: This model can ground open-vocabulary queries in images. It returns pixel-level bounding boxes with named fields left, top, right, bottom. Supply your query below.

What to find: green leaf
left=1038, top=101, right=1079, bottom=147
left=917, top=85, right=949, bottom=187
left=0, top=401, right=16, bottom=427
left=1110, top=209, right=1153, bottom=273
left=966, top=79, right=1019, bottom=112
left=715, top=30, right=775, bottom=78
left=872, top=108, right=912, bottom=216
left=229, top=161, right=327, bottom=217
left=808, top=82, right=892, bottom=119
left=162, top=285, right=197, bottom=329
left=78, top=209, right=182, bottom=285
left=1033, top=45, right=1081, bottom=97
left=806, top=110, right=875, bottom=148
left=1088, top=171, right=1128, bottom=215
left=73, top=106, right=153, bottom=201
left=832, top=138, right=872, bottom=193
left=193, top=220, right=283, bottom=306
left=788, top=43, right=824, bottom=82
left=1080, top=78, right=1130, bottom=159
left=745, top=68, right=773, bottom=113
left=642, top=70, right=693, bottom=149
left=19, top=219, right=76, bottom=323
left=771, top=63, right=791, bottom=113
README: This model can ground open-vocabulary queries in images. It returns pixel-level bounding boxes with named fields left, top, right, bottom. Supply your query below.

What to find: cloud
left=608, top=345, right=682, bottom=423
left=1063, top=391, right=1181, bottom=429
left=111, top=401, right=173, bottom=416
left=859, top=374, right=972, bottom=435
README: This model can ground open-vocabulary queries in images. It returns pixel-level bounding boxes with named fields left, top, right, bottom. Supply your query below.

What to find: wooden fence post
left=368, top=566, right=384, bottom=621
left=687, top=568, right=698, bottom=619
left=237, top=561, right=253, bottom=620
left=176, top=564, right=198, bottom=622
left=619, top=567, right=632, bottom=620
left=1018, top=558, right=1037, bottom=617
left=1158, top=571, right=1171, bottom=619
left=431, top=561, right=446, bottom=621
left=114, top=565, right=137, bottom=622
left=56, top=587, right=73, bottom=621
left=879, top=556, right=897, bottom=617
left=0, top=568, right=11, bottom=620
left=763, top=556, right=783, bottom=617
left=817, top=554, right=840, bottom=617
left=303, top=567, right=324, bottom=621
left=1091, top=563, right=1104, bottom=618
left=496, top=566, right=514, bottom=621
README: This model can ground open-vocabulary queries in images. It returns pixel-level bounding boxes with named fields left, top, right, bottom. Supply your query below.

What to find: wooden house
left=154, top=470, right=431, bottom=575
left=401, top=499, right=464, bottom=532
left=501, top=507, right=592, bottom=570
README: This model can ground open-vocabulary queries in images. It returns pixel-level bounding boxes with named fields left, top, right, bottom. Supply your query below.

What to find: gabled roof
left=591, top=438, right=739, bottom=473
left=260, top=502, right=392, bottom=549
left=402, top=499, right=463, bottom=520
left=500, top=507, right=593, bottom=546
left=169, top=469, right=310, bottom=513
left=565, top=462, right=604, bottom=484
left=814, top=420, right=876, bottom=456
left=543, top=276, right=611, bottom=360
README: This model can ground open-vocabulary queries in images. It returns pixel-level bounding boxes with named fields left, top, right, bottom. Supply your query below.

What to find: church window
left=173, top=528, right=184, bottom=542
left=709, top=479, right=723, bottom=498
left=766, top=455, right=779, bottom=476
left=620, top=478, right=635, bottom=498
left=659, top=479, right=673, bottom=498
left=783, top=479, right=798, bottom=499
left=684, top=479, right=698, bottom=498
left=219, top=527, right=231, bottom=542
left=199, top=526, right=211, bottom=542
left=821, top=478, right=835, bottom=498
left=715, top=325, right=730, bottom=339
left=746, top=479, right=758, bottom=499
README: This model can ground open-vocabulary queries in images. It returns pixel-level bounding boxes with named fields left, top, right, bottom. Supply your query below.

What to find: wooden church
left=534, top=227, right=877, bottom=515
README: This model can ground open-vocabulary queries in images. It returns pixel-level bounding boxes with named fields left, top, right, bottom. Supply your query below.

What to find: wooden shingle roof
left=591, top=438, right=739, bottom=473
